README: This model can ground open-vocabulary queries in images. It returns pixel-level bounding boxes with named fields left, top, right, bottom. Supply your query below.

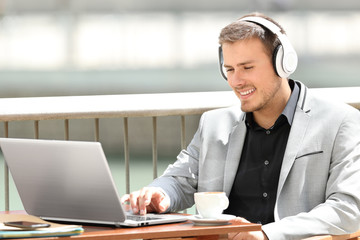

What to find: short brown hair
left=218, top=12, right=286, bottom=58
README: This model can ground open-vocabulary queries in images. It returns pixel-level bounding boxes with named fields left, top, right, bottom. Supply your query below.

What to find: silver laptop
left=0, top=138, right=187, bottom=227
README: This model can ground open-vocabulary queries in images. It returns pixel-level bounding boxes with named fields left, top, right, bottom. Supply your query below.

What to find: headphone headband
left=240, top=16, right=282, bottom=34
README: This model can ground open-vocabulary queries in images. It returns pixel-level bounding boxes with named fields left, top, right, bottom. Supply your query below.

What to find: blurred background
left=1, top=0, right=360, bottom=211
left=0, top=0, right=359, bottom=98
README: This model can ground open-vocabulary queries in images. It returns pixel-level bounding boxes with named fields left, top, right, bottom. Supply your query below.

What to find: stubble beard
left=239, top=80, right=283, bottom=114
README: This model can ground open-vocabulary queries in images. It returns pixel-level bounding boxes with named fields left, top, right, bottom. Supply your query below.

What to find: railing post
left=3, top=121, right=9, bottom=211
left=34, top=120, right=39, bottom=139
left=123, top=117, right=130, bottom=194
left=181, top=116, right=186, bottom=150
left=180, top=116, right=188, bottom=214
left=64, top=119, right=69, bottom=140
left=95, top=118, right=100, bottom=142
left=152, top=117, right=158, bottom=179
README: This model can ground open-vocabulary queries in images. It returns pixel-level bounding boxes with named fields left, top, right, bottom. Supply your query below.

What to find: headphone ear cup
left=273, top=45, right=288, bottom=78
left=218, top=46, right=227, bottom=81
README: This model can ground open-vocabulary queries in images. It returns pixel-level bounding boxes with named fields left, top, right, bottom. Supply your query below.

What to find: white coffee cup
left=194, top=192, right=229, bottom=219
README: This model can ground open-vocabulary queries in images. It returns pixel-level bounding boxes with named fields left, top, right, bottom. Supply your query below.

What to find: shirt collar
left=245, top=79, right=300, bottom=128
left=282, top=79, right=299, bottom=125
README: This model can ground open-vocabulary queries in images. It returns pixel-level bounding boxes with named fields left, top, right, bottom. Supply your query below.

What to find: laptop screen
left=0, top=138, right=126, bottom=225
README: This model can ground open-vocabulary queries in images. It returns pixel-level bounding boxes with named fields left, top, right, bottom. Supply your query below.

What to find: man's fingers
left=232, top=217, right=250, bottom=223
left=121, top=187, right=170, bottom=215
left=128, top=191, right=141, bottom=214
left=146, top=188, right=170, bottom=213
left=138, top=188, right=153, bottom=215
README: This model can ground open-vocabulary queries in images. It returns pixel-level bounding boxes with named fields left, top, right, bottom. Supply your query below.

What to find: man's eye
left=226, top=68, right=234, bottom=72
left=244, top=66, right=253, bottom=70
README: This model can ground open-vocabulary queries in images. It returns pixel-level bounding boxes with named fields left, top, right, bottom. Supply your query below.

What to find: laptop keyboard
left=126, top=215, right=162, bottom=221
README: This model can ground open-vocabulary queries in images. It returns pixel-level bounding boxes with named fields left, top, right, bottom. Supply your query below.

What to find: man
left=122, top=12, right=360, bottom=240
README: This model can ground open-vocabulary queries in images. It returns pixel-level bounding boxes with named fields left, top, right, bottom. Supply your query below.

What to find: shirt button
left=264, top=160, right=269, bottom=165
left=263, top=192, right=268, bottom=198
left=266, top=130, right=271, bottom=135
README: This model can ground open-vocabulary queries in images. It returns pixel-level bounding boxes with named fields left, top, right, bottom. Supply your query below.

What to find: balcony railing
left=1, top=88, right=360, bottom=211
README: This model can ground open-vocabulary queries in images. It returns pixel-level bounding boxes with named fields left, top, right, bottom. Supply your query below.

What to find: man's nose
left=230, top=70, right=245, bottom=85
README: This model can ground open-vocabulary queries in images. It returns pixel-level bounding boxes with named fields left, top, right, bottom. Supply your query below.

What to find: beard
left=238, top=80, right=283, bottom=114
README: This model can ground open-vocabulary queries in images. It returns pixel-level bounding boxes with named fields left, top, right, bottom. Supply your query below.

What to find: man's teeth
left=240, top=88, right=255, bottom=96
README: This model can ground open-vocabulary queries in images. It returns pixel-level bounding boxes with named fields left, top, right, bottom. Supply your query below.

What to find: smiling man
left=122, top=13, right=360, bottom=240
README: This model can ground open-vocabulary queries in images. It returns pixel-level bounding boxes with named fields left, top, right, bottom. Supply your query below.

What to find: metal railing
left=1, top=88, right=360, bottom=211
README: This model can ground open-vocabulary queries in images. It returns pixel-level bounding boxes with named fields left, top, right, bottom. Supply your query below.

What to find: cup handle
left=221, top=196, right=229, bottom=209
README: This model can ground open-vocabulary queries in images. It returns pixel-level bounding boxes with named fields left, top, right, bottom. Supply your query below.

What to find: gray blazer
left=149, top=81, right=360, bottom=240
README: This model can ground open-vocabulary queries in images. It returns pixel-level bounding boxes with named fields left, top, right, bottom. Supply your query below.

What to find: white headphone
left=219, top=16, right=298, bottom=79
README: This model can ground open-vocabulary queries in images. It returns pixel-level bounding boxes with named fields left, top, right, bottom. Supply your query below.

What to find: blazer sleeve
left=147, top=113, right=204, bottom=212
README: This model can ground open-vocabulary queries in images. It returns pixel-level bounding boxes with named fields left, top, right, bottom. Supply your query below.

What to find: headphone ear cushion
left=273, top=45, right=288, bottom=78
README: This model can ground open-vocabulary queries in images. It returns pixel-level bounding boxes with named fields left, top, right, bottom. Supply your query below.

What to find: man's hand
left=121, top=187, right=170, bottom=215
left=228, top=217, right=268, bottom=240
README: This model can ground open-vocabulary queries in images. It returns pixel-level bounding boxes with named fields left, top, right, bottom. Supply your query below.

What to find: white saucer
left=187, top=214, right=236, bottom=226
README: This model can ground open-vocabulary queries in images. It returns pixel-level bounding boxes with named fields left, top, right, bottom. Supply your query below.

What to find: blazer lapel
left=223, top=116, right=247, bottom=195
left=277, top=109, right=310, bottom=193
left=277, top=83, right=312, bottom=198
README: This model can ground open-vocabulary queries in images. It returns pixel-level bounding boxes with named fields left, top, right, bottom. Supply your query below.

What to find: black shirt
left=224, top=80, right=300, bottom=224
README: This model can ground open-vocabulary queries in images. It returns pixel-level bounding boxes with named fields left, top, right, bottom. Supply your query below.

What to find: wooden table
left=3, top=211, right=360, bottom=240
left=1, top=211, right=261, bottom=240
